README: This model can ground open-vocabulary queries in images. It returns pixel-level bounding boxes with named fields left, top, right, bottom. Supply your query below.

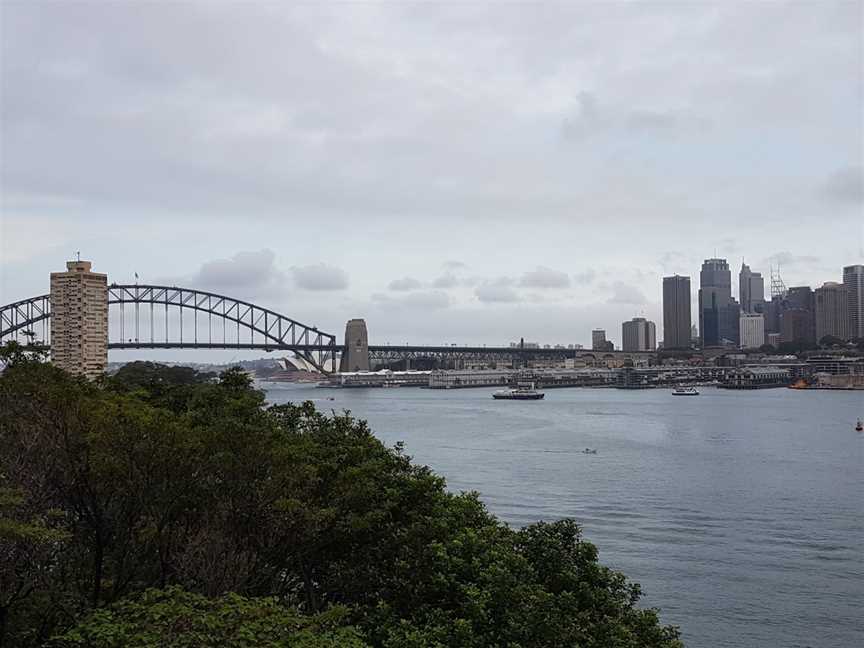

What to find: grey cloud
left=291, top=263, right=349, bottom=291
left=765, top=252, right=821, bottom=268
left=476, top=278, right=520, bottom=303
left=519, top=266, right=570, bottom=289
left=606, top=282, right=647, bottom=305
left=563, top=93, right=706, bottom=141
left=371, top=290, right=450, bottom=310
left=716, top=238, right=740, bottom=254
left=561, top=92, right=606, bottom=140
left=388, top=276, right=423, bottom=291
left=821, top=167, right=864, bottom=205
left=432, top=272, right=459, bottom=289
left=190, top=249, right=286, bottom=297
left=573, top=269, right=596, bottom=285
left=658, top=252, right=691, bottom=275
left=626, top=110, right=678, bottom=132
left=626, top=109, right=711, bottom=134
left=442, top=260, right=467, bottom=270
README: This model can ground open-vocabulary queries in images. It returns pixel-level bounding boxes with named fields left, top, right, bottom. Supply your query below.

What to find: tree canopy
left=0, top=345, right=682, bottom=647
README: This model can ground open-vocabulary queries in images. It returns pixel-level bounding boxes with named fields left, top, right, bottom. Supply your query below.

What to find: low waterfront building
left=335, top=370, right=431, bottom=387
left=804, top=355, right=864, bottom=376
left=429, top=368, right=513, bottom=388
left=720, top=366, right=791, bottom=389
left=810, top=373, right=864, bottom=390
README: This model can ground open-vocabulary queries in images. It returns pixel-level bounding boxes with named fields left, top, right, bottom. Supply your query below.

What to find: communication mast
left=769, top=264, right=787, bottom=299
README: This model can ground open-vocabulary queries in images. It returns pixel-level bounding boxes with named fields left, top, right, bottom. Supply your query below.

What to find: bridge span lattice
left=1, top=285, right=338, bottom=373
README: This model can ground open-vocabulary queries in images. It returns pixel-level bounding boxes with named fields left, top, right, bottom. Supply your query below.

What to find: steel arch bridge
left=0, top=285, right=338, bottom=373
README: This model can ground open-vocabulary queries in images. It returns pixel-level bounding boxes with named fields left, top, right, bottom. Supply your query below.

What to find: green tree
left=50, top=587, right=368, bottom=648
left=818, top=335, right=844, bottom=348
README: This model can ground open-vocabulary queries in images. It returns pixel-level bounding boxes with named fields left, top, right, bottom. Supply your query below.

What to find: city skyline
left=4, top=254, right=861, bottom=355
left=1, top=2, right=862, bottom=359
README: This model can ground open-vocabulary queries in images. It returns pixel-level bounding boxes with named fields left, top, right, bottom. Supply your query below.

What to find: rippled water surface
left=265, top=384, right=863, bottom=648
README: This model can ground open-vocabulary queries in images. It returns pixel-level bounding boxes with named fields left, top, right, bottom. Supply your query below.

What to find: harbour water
left=264, top=384, right=863, bottom=648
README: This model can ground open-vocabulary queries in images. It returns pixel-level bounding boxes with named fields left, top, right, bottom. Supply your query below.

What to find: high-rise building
left=739, top=312, right=765, bottom=349
left=662, top=275, right=691, bottom=349
left=719, top=300, right=741, bottom=346
left=739, top=262, right=765, bottom=313
left=783, top=286, right=815, bottom=344
left=699, top=258, right=736, bottom=347
left=50, top=260, right=108, bottom=379
left=591, top=329, right=607, bottom=351
left=764, top=295, right=785, bottom=334
left=622, top=317, right=656, bottom=352
left=843, top=265, right=864, bottom=339
left=781, top=309, right=814, bottom=346
left=815, top=282, right=849, bottom=342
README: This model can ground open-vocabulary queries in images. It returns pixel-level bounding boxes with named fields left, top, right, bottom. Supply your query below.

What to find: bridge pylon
left=340, top=319, right=370, bottom=372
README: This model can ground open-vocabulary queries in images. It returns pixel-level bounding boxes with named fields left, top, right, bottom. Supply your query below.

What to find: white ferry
left=672, top=386, right=699, bottom=396
left=492, top=384, right=545, bottom=400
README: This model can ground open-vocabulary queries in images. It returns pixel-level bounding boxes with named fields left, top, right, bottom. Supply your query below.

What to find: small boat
left=672, top=386, right=699, bottom=396
left=492, top=383, right=545, bottom=400
left=582, top=448, right=597, bottom=455
left=856, top=419, right=863, bottom=432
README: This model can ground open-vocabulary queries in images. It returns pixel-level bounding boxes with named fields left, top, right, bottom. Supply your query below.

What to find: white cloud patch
left=519, top=266, right=571, bottom=289
left=388, top=276, right=423, bottom=291
left=291, top=263, right=349, bottom=291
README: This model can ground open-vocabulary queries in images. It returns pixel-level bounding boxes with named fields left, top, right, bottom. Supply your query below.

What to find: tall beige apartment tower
left=50, top=260, right=108, bottom=378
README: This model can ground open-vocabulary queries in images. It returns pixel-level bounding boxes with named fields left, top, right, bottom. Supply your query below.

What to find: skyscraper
left=50, top=259, right=108, bottom=379
left=662, top=275, right=691, bottom=349
left=699, top=258, right=737, bottom=346
left=591, top=329, right=607, bottom=351
left=815, top=282, right=848, bottom=342
left=783, top=286, right=816, bottom=344
left=781, top=309, right=814, bottom=346
left=739, top=262, right=765, bottom=313
left=843, top=265, right=864, bottom=339
left=622, top=317, right=656, bottom=352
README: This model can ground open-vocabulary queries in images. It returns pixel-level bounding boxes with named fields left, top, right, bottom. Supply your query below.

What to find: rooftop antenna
left=770, top=263, right=787, bottom=299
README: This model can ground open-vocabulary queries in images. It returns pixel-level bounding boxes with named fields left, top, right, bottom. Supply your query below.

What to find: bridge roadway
left=18, top=340, right=653, bottom=359
left=366, top=344, right=654, bottom=361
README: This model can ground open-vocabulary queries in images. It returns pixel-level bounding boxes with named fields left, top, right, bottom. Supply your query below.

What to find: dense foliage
left=0, top=345, right=682, bottom=647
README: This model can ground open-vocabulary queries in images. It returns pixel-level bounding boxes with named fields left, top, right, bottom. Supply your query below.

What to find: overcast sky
left=1, top=1, right=862, bottom=360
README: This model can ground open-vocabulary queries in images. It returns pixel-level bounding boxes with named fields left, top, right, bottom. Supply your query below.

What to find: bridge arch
left=1, top=285, right=338, bottom=373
